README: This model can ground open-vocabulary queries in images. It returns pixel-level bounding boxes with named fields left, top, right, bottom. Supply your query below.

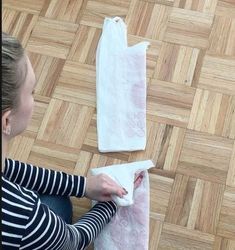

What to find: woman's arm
left=2, top=174, right=117, bottom=250
left=20, top=199, right=117, bottom=250
left=4, top=158, right=127, bottom=200
left=4, top=158, right=86, bottom=197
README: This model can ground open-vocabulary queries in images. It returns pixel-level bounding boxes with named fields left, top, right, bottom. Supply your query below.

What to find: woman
left=2, top=32, right=140, bottom=249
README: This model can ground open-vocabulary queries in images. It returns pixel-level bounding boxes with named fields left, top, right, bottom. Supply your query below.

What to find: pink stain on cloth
left=90, top=160, right=154, bottom=250
left=96, top=17, right=150, bottom=152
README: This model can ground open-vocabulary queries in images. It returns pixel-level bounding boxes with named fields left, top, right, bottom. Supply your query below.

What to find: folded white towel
left=90, top=160, right=153, bottom=206
left=96, top=17, right=149, bottom=152
left=90, top=160, right=154, bottom=250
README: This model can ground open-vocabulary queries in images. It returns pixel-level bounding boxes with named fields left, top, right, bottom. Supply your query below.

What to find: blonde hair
left=2, top=32, right=27, bottom=112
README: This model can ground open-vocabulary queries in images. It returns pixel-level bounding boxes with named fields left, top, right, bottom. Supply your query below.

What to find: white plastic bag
left=96, top=17, right=149, bottom=152
left=90, top=160, right=154, bottom=250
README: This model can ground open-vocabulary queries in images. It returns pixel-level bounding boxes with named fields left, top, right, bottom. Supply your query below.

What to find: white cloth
left=96, top=17, right=149, bottom=152
left=90, top=160, right=153, bottom=206
left=90, top=160, right=154, bottom=250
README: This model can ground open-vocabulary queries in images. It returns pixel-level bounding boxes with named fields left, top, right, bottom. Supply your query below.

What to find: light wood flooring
left=3, top=0, right=235, bottom=249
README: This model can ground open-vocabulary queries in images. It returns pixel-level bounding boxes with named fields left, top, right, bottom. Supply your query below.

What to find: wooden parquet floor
left=3, top=0, right=235, bottom=249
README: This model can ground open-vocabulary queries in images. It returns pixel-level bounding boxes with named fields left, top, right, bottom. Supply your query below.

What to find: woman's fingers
left=134, top=172, right=144, bottom=189
left=104, top=175, right=128, bottom=197
left=85, top=172, right=144, bottom=202
left=107, top=181, right=127, bottom=198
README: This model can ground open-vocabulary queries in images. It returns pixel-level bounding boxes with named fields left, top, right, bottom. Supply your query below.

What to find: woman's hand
left=85, top=171, right=145, bottom=202
left=85, top=174, right=128, bottom=202
left=134, top=171, right=144, bottom=189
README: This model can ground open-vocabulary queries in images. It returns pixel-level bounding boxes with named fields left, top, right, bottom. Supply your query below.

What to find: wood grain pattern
left=53, top=61, right=96, bottom=107
left=208, top=15, right=235, bottom=56
left=165, top=174, right=225, bottom=234
left=154, top=42, right=200, bottom=86
left=227, top=141, right=235, bottom=187
left=3, top=0, right=235, bottom=248
left=68, top=25, right=101, bottom=65
left=147, top=79, right=196, bottom=127
left=188, top=89, right=235, bottom=138
left=158, top=223, right=215, bottom=250
left=26, top=17, right=78, bottom=58
left=126, top=2, right=171, bottom=40
left=81, top=0, right=130, bottom=28
left=197, top=55, right=235, bottom=95
left=2, top=8, right=38, bottom=47
left=178, top=130, right=234, bottom=184
left=217, top=187, right=235, bottom=239
left=174, top=0, right=218, bottom=14
left=40, top=0, right=83, bottom=23
left=150, top=173, right=174, bottom=220
left=8, top=136, right=35, bottom=162
left=164, top=7, right=214, bottom=48
left=216, top=0, right=235, bottom=18
left=3, top=0, right=45, bottom=14
left=37, top=99, right=94, bottom=148
left=213, top=236, right=235, bottom=250
left=28, top=52, right=65, bottom=97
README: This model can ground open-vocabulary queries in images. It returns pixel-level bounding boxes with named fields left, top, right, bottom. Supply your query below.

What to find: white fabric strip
left=96, top=17, right=149, bottom=152
left=90, top=160, right=154, bottom=249
left=90, top=160, right=153, bottom=206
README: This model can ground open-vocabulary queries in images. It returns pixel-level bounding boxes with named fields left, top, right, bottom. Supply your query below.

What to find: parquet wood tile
left=3, top=0, right=45, bottom=14
left=197, top=54, right=235, bottom=95
left=149, top=173, right=174, bottom=220
left=28, top=52, right=65, bottom=97
left=154, top=42, right=200, bottom=86
left=130, top=122, right=185, bottom=173
left=213, top=236, right=235, bottom=250
left=174, top=0, right=218, bottom=14
left=26, top=17, right=78, bottom=58
left=89, top=153, right=125, bottom=169
left=80, top=0, right=131, bottom=28
left=28, top=140, right=80, bottom=174
left=74, top=150, right=94, bottom=176
left=24, top=98, right=49, bottom=137
left=40, top=0, right=83, bottom=23
left=68, top=25, right=101, bottom=65
left=227, top=141, right=235, bottom=187
left=147, top=79, right=196, bottom=127
left=143, top=0, right=174, bottom=6
left=217, top=186, right=235, bottom=239
left=164, top=7, right=214, bottom=49
left=37, top=99, right=94, bottom=147
left=216, top=0, right=235, bottom=18
left=21, top=94, right=51, bottom=138
left=208, top=15, right=235, bottom=56
left=188, top=89, right=235, bottom=138
left=149, top=217, right=163, bottom=250
left=165, top=174, right=225, bottom=234
left=126, top=1, right=171, bottom=40
left=8, top=136, right=35, bottom=162
left=178, top=130, right=234, bottom=184
left=3, top=0, right=235, bottom=248
left=2, top=8, right=38, bottom=47
left=53, top=61, right=96, bottom=107
left=158, top=223, right=215, bottom=250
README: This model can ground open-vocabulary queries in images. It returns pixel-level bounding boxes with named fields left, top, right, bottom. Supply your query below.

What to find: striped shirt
left=2, top=158, right=117, bottom=249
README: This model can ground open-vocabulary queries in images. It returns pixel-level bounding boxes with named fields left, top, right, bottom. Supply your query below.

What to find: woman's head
left=2, top=32, right=36, bottom=139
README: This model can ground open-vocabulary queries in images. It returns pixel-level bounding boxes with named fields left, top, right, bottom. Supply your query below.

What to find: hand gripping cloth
left=90, top=160, right=154, bottom=250
left=96, top=17, right=149, bottom=152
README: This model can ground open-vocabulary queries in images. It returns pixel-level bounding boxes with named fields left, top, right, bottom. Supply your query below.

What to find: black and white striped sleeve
left=4, top=158, right=86, bottom=198
left=20, top=199, right=117, bottom=250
